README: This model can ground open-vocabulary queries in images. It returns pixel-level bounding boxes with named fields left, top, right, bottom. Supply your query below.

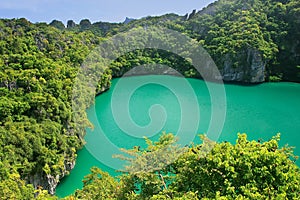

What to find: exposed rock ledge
left=29, top=160, right=75, bottom=195
left=221, top=48, right=265, bottom=83
left=110, top=48, right=266, bottom=84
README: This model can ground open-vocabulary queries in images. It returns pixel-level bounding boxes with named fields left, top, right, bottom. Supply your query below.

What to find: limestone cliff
left=221, top=48, right=265, bottom=83
left=28, top=160, right=75, bottom=195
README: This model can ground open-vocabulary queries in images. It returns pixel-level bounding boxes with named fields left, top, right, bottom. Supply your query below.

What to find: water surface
left=56, top=75, right=300, bottom=197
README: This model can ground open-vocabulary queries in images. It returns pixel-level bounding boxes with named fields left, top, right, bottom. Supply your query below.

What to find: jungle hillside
left=0, top=0, right=300, bottom=199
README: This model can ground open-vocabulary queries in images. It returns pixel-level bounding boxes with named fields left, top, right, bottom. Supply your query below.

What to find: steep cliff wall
left=28, top=159, right=75, bottom=195
left=221, top=48, right=265, bottom=83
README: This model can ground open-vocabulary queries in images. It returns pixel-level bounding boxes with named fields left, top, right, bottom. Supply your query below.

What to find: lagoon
left=56, top=75, right=300, bottom=197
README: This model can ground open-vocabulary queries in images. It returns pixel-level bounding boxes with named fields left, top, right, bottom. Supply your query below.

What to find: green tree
left=171, top=133, right=300, bottom=199
left=66, top=133, right=300, bottom=199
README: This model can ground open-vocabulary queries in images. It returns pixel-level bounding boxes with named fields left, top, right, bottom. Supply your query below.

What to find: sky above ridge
left=0, top=0, right=215, bottom=24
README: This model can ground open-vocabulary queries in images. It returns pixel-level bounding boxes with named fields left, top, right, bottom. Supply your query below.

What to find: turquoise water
left=56, top=75, right=300, bottom=197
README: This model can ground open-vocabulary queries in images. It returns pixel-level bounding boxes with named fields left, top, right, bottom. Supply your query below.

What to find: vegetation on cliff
left=0, top=18, right=102, bottom=196
left=0, top=0, right=299, bottom=198
left=62, top=0, right=300, bottom=82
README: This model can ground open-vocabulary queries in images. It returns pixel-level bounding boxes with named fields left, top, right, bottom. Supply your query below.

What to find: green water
left=56, top=75, right=300, bottom=197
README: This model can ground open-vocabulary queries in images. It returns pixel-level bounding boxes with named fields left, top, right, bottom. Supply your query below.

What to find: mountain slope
left=0, top=0, right=299, bottom=198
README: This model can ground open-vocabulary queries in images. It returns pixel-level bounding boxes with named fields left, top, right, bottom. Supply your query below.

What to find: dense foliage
left=0, top=0, right=299, bottom=198
left=62, top=0, right=300, bottom=81
left=67, top=133, right=300, bottom=199
left=0, top=18, right=102, bottom=198
left=185, top=0, right=300, bottom=81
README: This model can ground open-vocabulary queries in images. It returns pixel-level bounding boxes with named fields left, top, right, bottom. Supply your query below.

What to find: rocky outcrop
left=49, top=20, right=65, bottom=30
left=108, top=48, right=266, bottom=84
left=79, top=19, right=92, bottom=31
left=221, top=48, right=265, bottom=83
left=187, top=9, right=197, bottom=20
left=197, top=4, right=217, bottom=16
left=28, top=160, right=75, bottom=195
left=67, top=20, right=76, bottom=28
left=123, top=17, right=135, bottom=24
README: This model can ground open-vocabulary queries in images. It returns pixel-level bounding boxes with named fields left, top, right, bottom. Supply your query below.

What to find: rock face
left=187, top=9, right=197, bottom=20
left=67, top=20, right=76, bottom=28
left=123, top=17, right=135, bottom=24
left=109, top=48, right=266, bottom=84
left=29, top=160, right=75, bottom=195
left=79, top=19, right=92, bottom=31
left=197, top=4, right=217, bottom=16
left=49, top=20, right=65, bottom=30
left=221, top=48, right=265, bottom=83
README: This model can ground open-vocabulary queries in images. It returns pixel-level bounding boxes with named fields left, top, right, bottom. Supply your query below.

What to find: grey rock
left=67, top=20, right=76, bottom=28
left=28, top=159, right=76, bottom=195
left=123, top=17, right=135, bottom=24
left=221, top=48, right=265, bottom=83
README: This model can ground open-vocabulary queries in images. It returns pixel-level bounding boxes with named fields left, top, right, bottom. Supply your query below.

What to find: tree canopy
left=67, top=133, right=300, bottom=199
left=0, top=0, right=299, bottom=198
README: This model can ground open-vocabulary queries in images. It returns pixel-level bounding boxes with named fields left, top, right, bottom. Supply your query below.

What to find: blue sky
left=0, top=0, right=215, bottom=24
